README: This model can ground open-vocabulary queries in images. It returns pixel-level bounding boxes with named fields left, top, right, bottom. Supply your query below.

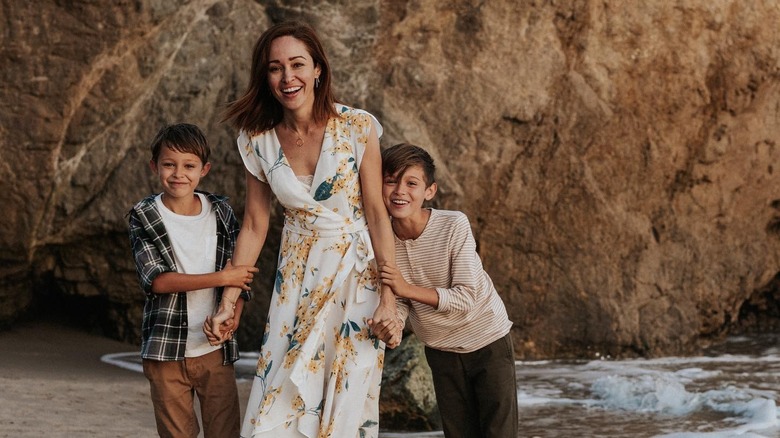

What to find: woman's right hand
left=206, top=298, right=236, bottom=343
left=204, top=314, right=233, bottom=345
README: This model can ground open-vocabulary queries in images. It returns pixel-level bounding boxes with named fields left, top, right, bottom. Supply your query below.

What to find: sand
left=0, top=321, right=252, bottom=438
left=0, top=321, right=444, bottom=438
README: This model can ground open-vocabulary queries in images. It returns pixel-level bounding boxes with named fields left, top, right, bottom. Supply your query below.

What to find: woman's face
left=267, top=36, right=321, bottom=114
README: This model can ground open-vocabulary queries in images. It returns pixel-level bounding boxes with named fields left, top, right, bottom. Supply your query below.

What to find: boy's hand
left=221, top=259, right=259, bottom=290
left=378, top=263, right=409, bottom=297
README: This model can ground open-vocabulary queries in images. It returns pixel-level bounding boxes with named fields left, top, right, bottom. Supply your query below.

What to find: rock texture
left=380, top=333, right=442, bottom=431
left=3, top=0, right=780, bottom=422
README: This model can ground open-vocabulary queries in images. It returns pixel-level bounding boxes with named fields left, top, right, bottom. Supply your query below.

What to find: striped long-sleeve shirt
left=394, top=209, right=512, bottom=353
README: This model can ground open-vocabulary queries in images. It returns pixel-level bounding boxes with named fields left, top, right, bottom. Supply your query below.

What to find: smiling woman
left=209, top=21, right=401, bottom=438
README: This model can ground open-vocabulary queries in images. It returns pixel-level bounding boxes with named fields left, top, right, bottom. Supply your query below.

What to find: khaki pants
left=424, top=333, right=519, bottom=438
left=143, top=349, right=240, bottom=438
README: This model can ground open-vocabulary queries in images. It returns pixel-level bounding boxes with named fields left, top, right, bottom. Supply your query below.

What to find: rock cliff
left=3, top=0, right=780, bottom=368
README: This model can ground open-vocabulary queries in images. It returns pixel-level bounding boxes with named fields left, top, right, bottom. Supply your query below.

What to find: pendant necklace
left=285, top=122, right=304, bottom=147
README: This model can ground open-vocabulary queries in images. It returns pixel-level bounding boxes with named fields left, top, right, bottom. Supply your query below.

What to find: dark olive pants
left=424, top=333, right=518, bottom=438
left=143, top=349, right=240, bottom=438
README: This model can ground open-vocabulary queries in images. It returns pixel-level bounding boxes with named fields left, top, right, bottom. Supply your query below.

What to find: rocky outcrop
left=380, top=333, right=441, bottom=431
left=375, top=0, right=780, bottom=358
left=3, top=0, right=780, bottom=385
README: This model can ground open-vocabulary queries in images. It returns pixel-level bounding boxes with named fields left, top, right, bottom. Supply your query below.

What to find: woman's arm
left=379, top=262, right=439, bottom=307
left=360, top=121, right=402, bottom=347
left=208, top=169, right=272, bottom=339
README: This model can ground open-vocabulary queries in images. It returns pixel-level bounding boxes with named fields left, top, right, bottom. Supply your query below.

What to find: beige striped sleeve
left=395, top=210, right=512, bottom=352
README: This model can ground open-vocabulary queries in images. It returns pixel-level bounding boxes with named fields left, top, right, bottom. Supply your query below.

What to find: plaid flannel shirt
left=128, top=190, right=251, bottom=364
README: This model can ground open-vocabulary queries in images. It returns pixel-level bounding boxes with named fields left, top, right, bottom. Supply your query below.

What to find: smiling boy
left=127, top=123, right=258, bottom=438
left=375, top=143, right=518, bottom=438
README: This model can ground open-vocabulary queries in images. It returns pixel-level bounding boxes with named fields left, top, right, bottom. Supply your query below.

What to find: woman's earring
left=315, top=77, right=320, bottom=88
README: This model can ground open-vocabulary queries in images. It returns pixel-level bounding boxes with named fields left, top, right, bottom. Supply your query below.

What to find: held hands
left=204, top=258, right=254, bottom=345
left=368, top=303, right=403, bottom=349
left=222, top=258, right=259, bottom=290
left=204, top=314, right=236, bottom=346
left=205, top=298, right=236, bottom=344
left=369, top=262, right=405, bottom=349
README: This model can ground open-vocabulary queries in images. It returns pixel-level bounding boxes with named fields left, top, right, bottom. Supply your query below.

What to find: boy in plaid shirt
left=128, top=123, right=258, bottom=437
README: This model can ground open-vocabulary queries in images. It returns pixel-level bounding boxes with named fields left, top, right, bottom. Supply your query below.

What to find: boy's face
left=149, top=146, right=211, bottom=201
left=382, top=165, right=437, bottom=221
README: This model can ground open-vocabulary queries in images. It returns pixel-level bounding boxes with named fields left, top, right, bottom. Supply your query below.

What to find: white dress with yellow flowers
left=238, top=104, right=385, bottom=438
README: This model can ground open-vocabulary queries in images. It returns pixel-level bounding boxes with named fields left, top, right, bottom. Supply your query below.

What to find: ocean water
left=102, top=334, right=780, bottom=437
left=510, top=334, right=780, bottom=438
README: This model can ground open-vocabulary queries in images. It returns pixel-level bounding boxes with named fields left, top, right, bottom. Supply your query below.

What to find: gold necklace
left=285, top=122, right=304, bottom=147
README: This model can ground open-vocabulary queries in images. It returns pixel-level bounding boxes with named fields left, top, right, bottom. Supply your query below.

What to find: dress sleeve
left=237, top=130, right=268, bottom=183
left=351, top=110, right=383, bottom=169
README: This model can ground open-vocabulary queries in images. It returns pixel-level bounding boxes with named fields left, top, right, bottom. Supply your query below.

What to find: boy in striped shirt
left=375, top=143, right=518, bottom=438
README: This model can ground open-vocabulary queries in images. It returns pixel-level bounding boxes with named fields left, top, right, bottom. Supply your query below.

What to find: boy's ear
left=149, top=159, right=158, bottom=174
left=201, top=162, right=212, bottom=177
left=424, top=182, right=437, bottom=201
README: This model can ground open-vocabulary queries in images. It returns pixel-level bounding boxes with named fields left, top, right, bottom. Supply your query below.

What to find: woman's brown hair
left=222, top=21, right=338, bottom=133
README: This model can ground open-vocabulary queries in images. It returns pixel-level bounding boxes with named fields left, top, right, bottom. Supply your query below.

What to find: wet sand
left=0, top=321, right=252, bottom=438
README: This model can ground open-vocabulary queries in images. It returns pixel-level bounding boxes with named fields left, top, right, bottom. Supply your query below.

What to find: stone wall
left=3, top=0, right=780, bottom=365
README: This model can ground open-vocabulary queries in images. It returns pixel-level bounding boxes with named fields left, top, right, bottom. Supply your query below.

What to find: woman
left=207, top=21, right=400, bottom=438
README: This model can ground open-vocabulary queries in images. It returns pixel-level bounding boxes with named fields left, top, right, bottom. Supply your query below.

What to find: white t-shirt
left=156, top=193, right=221, bottom=358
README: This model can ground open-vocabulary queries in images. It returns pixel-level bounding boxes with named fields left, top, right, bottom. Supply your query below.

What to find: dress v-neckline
left=272, top=118, right=331, bottom=182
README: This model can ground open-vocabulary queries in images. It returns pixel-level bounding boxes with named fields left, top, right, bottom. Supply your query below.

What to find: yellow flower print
left=331, top=140, right=351, bottom=154
left=292, top=394, right=304, bottom=412
left=327, top=240, right=350, bottom=257
left=353, top=113, right=369, bottom=130
left=342, top=336, right=357, bottom=357
left=333, top=368, right=346, bottom=394
left=354, top=325, right=370, bottom=342
left=292, top=326, right=310, bottom=346
left=261, top=386, right=281, bottom=410
left=307, top=358, right=322, bottom=374
left=277, top=287, right=289, bottom=306
left=307, top=344, right=324, bottom=374
left=283, top=347, right=301, bottom=369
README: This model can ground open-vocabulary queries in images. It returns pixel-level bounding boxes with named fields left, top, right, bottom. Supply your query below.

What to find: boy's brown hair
left=381, top=143, right=436, bottom=187
left=150, top=123, right=210, bottom=164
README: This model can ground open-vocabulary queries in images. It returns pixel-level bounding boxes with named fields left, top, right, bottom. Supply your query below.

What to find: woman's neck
left=282, top=108, right=317, bottom=133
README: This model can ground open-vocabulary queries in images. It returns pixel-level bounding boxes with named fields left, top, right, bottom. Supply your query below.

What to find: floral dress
left=238, top=105, right=385, bottom=438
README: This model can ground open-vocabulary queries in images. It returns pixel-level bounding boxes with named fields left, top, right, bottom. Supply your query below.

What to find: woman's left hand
left=369, top=303, right=402, bottom=348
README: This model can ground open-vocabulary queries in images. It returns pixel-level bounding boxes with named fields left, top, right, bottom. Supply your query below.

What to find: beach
left=4, top=320, right=778, bottom=438
left=0, top=320, right=252, bottom=437
left=0, top=321, right=448, bottom=438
